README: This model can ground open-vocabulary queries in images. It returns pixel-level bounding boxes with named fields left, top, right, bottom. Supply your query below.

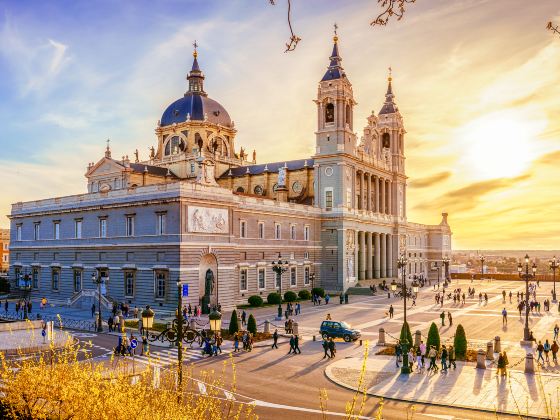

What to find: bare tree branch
left=548, top=21, right=560, bottom=37
left=371, top=0, right=417, bottom=26
left=269, top=0, right=301, bottom=52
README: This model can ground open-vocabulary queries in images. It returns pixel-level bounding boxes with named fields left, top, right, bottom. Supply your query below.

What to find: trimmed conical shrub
left=228, top=309, right=239, bottom=335
left=454, top=324, right=467, bottom=359
left=426, top=322, right=441, bottom=352
left=247, top=314, right=257, bottom=335
left=400, top=321, right=413, bottom=347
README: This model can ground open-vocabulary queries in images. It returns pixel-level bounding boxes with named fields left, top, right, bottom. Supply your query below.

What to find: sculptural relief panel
left=188, top=206, right=228, bottom=234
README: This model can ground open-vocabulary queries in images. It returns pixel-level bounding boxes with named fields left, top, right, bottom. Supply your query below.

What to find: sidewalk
left=326, top=353, right=560, bottom=418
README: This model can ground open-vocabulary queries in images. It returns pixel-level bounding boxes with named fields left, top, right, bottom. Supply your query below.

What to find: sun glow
left=456, top=110, right=547, bottom=180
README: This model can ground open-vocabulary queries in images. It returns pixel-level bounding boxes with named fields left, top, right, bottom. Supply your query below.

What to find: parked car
left=320, top=320, right=361, bottom=342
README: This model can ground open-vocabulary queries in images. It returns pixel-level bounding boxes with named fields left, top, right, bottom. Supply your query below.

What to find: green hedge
left=426, top=322, right=441, bottom=353
left=247, top=314, right=257, bottom=335
left=229, top=310, right=239, bottom=335
left=267, top=292, right=281, bottom=305
left=454, top=324, right=467, bottom=358
left=312, top=287, right=325, bottom=298
left=248, top=295, right=263, bottom=307
left=283, top=291, right=297, bottom=302
left=298, top=289, right=311, bottom=300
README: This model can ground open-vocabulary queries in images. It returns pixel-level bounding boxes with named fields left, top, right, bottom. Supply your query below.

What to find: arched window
left=194, top=133, right=203, bottom=153
left=325, top=103, right=334, bottom=124
left=236, top=187, right=245, bottom=193
left=164, top=136, right=186, bottom=156
left=382, top=133, right=390, bottom=149
left=345, top=104, right=351, bottom=125
left=210, top=137, right=228, bottom=157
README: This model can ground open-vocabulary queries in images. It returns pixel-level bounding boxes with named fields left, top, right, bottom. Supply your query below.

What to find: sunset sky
left=0, top=0, right=559, bottom=250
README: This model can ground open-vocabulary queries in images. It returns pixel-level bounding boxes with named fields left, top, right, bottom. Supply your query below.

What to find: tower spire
left=186, top=40, right=206, bottom=96
left=379, top=67, right=398, bottom=115
left=321, top=25, right=346, bottom=82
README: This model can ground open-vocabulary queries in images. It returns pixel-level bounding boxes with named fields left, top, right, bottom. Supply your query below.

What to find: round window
left=254, top=185, right=264, bottom=195
left=325, top=167, right=334, bottom=177
left=272, top=183, right=279, bottom=192
left=292, top=181, right=303, bottom=193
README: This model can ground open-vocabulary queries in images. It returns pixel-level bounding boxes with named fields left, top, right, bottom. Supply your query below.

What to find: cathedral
left=8, top=33, right=451, bottom=313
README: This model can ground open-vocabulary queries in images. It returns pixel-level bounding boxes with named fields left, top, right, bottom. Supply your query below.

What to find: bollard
left=359, top=339, right=363, bottom=346
left=486, top=341, right=494, bottom=360
left=414, top=330, right=421, bottom=347
left=525, top=353, right=535, bottom=374
left=377, top=328, right=386, bottom=346
left=293, top=322, right=299, bottom=336
left=344, top=293, right=349, bottom=304
left=313, top=335, right=316, bottom=341
left=264, top=320, right=270, bottom=334
left=476, top=349, right=486, bottom=369
left=494, top=336, right=501, bottom=353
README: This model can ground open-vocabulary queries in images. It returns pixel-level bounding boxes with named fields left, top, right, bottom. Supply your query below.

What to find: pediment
left=86, top=158, right=125, bottom=178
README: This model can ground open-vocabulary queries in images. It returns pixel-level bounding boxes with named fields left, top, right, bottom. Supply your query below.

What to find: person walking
left=389, top=305, right=394, bottom=319
left=91, top=303, right=96, bottom=318
left=234, top=333, right=240, bottom=353
left=322, top=338, right=330, bottom=359
left=325, top=294, right=330, bottom=304
left=108, top=316, right=114, bottom=332
left=497, top=352, right=506, bottom=376
left=448, top=345, right=456, bottom=370
left=544, top=339, right=551, bottom=363
left=415, top=346, right=423, bottom=372
left=293, top=335, right=301, bottom=354
left=447, top=311, right=453, bottom=327
left=328, top=338, right=336, bottom=358
left=216, top=333, right=223, bottom=354
left=537, top=341, right=545, bottom=364
left=420, top=341, right=426, bottom=368
left=241, top=310, right=247, bottom=327
left=509, top=291, right=513, bottom=303
left=395, top=340, right=402, bottom=368
left=554, top=324, right=559, bottom=341
left=428, top=345, right=438, bottom=373
left=27, top=300, right=32, bottom=314
left=440, top=311, right=446, bottom=326
left=502, top=308, right=508, bottom=325
left=441, top=345, right=448, bottom=372
left=503, top=350, right=509, bottom=375
left=272, top=329, right=279, bottom=349
left=288, top=335, right=296, bottom=355
left=552, top=340, right=559, bottom=363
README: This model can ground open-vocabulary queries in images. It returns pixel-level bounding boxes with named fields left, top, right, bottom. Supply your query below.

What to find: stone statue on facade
left=277, top=166, right=287, bottom=187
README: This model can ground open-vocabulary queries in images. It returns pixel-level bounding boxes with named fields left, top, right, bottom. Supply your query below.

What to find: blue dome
left=161, top=93, right=232, bottom=127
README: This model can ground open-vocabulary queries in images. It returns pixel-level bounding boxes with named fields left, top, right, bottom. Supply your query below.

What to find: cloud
left=415, top=173, right=532, bottom=212
left=409, top=171, right=451, bottom=188
left=0, top=17, right=71, bottom=96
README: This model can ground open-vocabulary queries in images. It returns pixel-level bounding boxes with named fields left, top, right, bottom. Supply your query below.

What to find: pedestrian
left=440, top=311, right=445, bottom=326
left=497, top=352, right=506, bottom=376
left=420, top=340, right=426, bottom=368
left=272, top=329, right=279, bottom=349
left=288, top=335, right=295, bottom=355
left=415, top=346, right=423, bottom=372
left=325, top=294, right=330, bottom=304
left=502, top=308, right=508, bottom=325
left=555, top=324, right=559, bottom=341
left=441, top=345, right=448, bottom=372
left=295, top=302, right=301, bottom=315
left=552, top=341, right=559, bottom=363
left=448, top=345, right=456, bottom=369
left=537, top=341, right=545, bottom=364
left=389, top=305, right=394, bottom=319
left=293, top=335, right=301, bottom=354
left=108, top=316, right=114, bottom=332
left=544, top=339, right=551, bottom=363
left=15, top=301, right=20, bottom=314
left=328, top=338, right=336, bottom=358
left=234, top=333, right=240, bottom=352
left=141, top=335, right=148, bottom=356
left=241, top=310, right=247, bottom=327
left=27, top=300, right=32, bottom=314
left=509, top=291, right=512, bottom=303
left=113, top=313, right=120, bottom=332
left=91, top=303, right=96, bottom=318
left=322, top=338, right=330, bottom=359
left=428, top=345, right=438, bottom=373
left=395, top=340, right=402, bottom=367
left=408, top=348, right=414, bottom=371
left=503, top=350, right=509, bottom=374
left=447, top=311, right=453, bottom=327
left=216, top=333, right=223, bottom=354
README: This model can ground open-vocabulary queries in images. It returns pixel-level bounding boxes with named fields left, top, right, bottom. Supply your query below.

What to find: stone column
left=377, top=328, right=386, bottom=346
left=361, top=172, right=365, bottom=210
left=486, top=341, right=494, bottom=360
left=387, top=180, right=392, bottom=215
left=476, top=349, right=486, bottom=369
left=374, top=233, right=381, bottom=279
left=380, top=233, right=387, bottom=278
left=380, top=178, right=385, bottom=214
left=494, top=336, right=501, bottom=352
left=355, top=230, right=359, bottom=280
left=366, top=232, right=373, bottom=280
left=359, top=231, right=366, bottom=280
left=525, top=353, right=535, bottom=374
left=387, top=234, right=393, bottom=278
left=385, top=180, right=389, bottom=214
left=367, top=173, right=372, bottom=211
left=375, top=177, right=380, bottom=213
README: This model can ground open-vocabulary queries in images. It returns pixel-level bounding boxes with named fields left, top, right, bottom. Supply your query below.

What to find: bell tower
left=314, top=29, right=357, bottom=156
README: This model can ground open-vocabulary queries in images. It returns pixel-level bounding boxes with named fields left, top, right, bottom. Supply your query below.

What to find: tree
left=426, top=322, right=441, bottom=353
left=247, top=314, right=257, bottom=335
left=454, top=324, right=467, bottom=359
left=228, top=309, right=239, bottom=335
left=283, top=291, right=297, bottom=302
left=248, top=295, right=264, bottom=307
left=267, top=292, right=281, bottom=304
left=400, top=321, right=413, bottom=347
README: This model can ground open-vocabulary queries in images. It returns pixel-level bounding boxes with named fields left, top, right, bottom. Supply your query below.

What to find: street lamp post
left=432, top=262, right=440, bottom=289
left=272, top=253, right=289, bottom=320
left=550, top=257, right=559, bottom=303
left=518, top=254, right=537, bottom=343
left=479, top=255, right=485, bottom=281
left=391, top=254, right=410, bottom=374
left=18, top=271, right=32, bottom=320
left=176, top=281, right=184, bottom=389
left=141, top=305, right=154, bottom=354
left=310, top=272, right=316, bottom=291
left=91, top=272, right=105, bottom=332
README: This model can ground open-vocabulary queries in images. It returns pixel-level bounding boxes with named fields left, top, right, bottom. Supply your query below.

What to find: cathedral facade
left=8, top=35, right=451, bottom=313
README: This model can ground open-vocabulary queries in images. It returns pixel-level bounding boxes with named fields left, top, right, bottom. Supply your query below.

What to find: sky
left=0, top=0, right=559, bottom=250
